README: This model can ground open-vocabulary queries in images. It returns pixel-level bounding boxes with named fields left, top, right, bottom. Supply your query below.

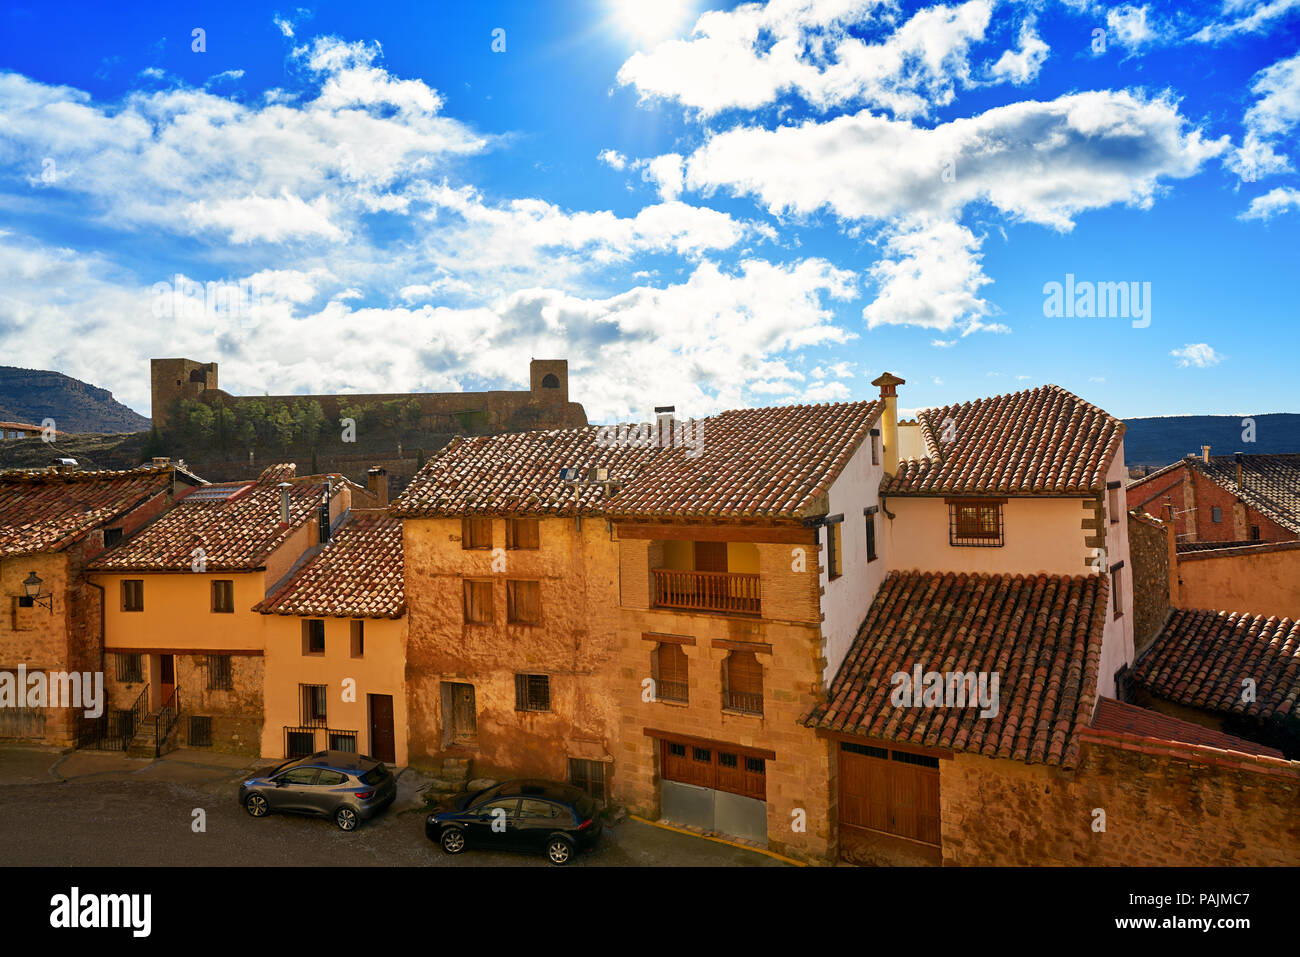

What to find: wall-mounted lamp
left=21, top=571, right=52, bottom=610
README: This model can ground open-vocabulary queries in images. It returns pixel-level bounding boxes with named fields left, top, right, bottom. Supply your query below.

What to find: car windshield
left=359, top=765, right=388, bottom=785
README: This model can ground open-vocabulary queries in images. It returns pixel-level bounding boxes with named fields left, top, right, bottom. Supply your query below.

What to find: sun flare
left=609, top=0, right=696, bottom=43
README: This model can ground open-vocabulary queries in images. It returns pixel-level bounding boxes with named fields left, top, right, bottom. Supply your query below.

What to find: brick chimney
left=1235, top=451, right=1243, bottom=488
left=871, top=372, right=906, bottom=475
left=367, top=466, right=389, bottom=507
left=1201, top=444, right=1210, bottom=463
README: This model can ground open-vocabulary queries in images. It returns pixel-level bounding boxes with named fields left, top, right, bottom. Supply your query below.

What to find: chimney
left=152, top=456, right=170, bottom=466
left=367, top=466, right=389, bottom=508
left=870, top=372, right=906, bottom=475
left=1235, top=451, right=1243, bottom=488
left=1201, top=444, right=1211, bottom=463
left=318, top=481, right=332, bottom=544
left=278, top=482, right=291, bottom=525
left=654, top=405, right=675, bottom=448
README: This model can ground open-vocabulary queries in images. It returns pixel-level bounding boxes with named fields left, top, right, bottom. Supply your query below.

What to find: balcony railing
left=652, top=568, right=761, bottom=616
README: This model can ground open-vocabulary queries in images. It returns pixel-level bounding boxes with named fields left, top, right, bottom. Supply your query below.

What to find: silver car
left=240, top=750, right=396, bottom=831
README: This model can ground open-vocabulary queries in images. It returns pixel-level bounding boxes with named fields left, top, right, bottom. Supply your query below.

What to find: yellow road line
left=628, top=814, right=807, bottom=866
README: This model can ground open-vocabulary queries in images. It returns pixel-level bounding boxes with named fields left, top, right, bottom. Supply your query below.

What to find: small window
left=1249, top=525, right=1261, bottom=540
left=350, top=620, right=365, bottom=658
left=865, top=508, right=878, bottom=562
left=569, top=758, right=608, bottom=803
left=870, top=430, right=880, bottom=466
left=722, top=650, right=764, bottom=715
left=506, top=580, right=541, bottom=624
left=744, top=757, right=765, bottom=775
left=300, top=683, right=328, bottom=726
left=121, top=579, right=144, bottom=612
left=1111, top=564, right=1123, bottom=617
left=668, top=742, right=687, bottom=758
left=115, top=653, right=143, bottom=684
left=188, top=716, right=212, bottom=748
left=286, top=730, right=314, bottom=758
left=842, top=741, right=889, bottom=760
left=1108, top=486, right=1120, bottom=524
left=463, top=580, right=494, bottom=624
left=462, top=517, right=492, bottom=550
left=692, top=747, right=711, bottom=763
left=207, top=654, right=233, bottom=691
left=329, top=731, right=357, bottom=753
left=506, top=518, right=540, bottom=550
left=652, top=642, right=689, bottom=703
left=104, top=527, right=123, bottom=548
left=1211, top=506, right=1222, bottom=524
left=718, top=752, right=739, bottom=769
left=891, top=750, right=940, bottom=769
left=211, top=579, right=234, bottom=614
left=541, top=373, right=560, bottom=389
left=302, top=619, right=325, bottom=656
left=826, top=521, right=843, bottom=579
left=514, top=673, right=551, bottom=712
left=949, top=500, right=1004, bottom=547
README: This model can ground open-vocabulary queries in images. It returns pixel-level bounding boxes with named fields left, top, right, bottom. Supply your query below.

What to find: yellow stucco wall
left=1177, top=544, right=1300, bottom=619
left=94, top=570, right=270, bottom=654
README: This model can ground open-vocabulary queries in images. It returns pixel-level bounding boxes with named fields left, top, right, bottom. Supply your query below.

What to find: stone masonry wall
left=1127, top=511, right=1171, bottom=656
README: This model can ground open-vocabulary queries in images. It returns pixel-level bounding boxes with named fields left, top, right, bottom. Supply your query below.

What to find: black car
left=426, top=779, right=602, bottom=864
left=240, top=750, right=396, bottom=830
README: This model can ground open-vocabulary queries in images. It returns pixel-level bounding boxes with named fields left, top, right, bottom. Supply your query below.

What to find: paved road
left=0, top=747, right=787, bottom=868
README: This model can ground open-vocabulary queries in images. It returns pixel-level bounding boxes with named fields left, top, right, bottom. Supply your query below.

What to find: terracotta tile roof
left=882, top=385, right=1124, bottom=496
left=88, top=465, right=343, bottom=573
left=394, top=400, right=882, bottom=521
left=255, top=510, right=404, bottom=619
left=606, top=401, right=882, bottom=519
left=0, top=464, right=183, bottom=557
left=1133, top=608, right=1300, bottom=721
left=805, top=570, right=1108, bottom=767
left=1197, top=454, right=1300, bottom=534
left=1090, top=697, right=1283, bottom=759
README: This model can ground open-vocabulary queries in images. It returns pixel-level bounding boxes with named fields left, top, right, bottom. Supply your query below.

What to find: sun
left=609, top=0, right=696, bottom=43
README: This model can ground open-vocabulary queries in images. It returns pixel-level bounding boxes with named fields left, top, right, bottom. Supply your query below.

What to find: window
left=328, top=732, right=356, bottom=753
left=667, top=742, right=686, bottom=758
left=541, top=373, right=560, bottom=389
left=569, top=758, right=608, bottom=803
left=870, top=429, right=880, bottom=466
left=300, top=683, right=327, bottom=726
left=825, top=519, right=844, bottom=579
left=188, top=716, right=212, bottom=748
left=462, top=517, right=492, bottom=550
left=104, top=527, right=123, bottom=548
left=692, top=747, right=711, bottom=763
left=949, top=500, right=1004, bottom=546
left=506, top=518, right=540, bottom=550
left=652, top=642, right=689, bottom=703
left=115, top=653, right=143, bottom=684
left=506, top=580, right=541, bottom=624
left=514, top=673, right=551, bottom=712
left=865, top=507, right=878, bottom=562
left=121, top=579, right=144, bottom=612
left=211, top=579, right=234, bottom=614
left=302, top=619, right=325, bottom=655
left=1110, top=561, right=1124, bottom=617
left=350, top=620, right=365, bottom=658
left=722, top=650, right=764, bottom=715
left=317, top=769, right=348, bottom=786
left=1108, top=482, right=1121, bottom=524
left=286, top=730, right=314, bottom=758
left=1212, top=506, right=1222, bottom=523
left=1250, top=525, right=1261, bottom=540
left=279, top=767, right=319, bottom=786
left=463, top=580, right=493, bottom=624
left=519, top=798, right=565, bottom=819
left=207, top=654, right=232, bottom=691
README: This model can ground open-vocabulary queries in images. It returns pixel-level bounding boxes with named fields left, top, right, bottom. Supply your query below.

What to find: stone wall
left=173, top=653, right=265, bottom=755
left=1127, top=510, right=1172, bottom=656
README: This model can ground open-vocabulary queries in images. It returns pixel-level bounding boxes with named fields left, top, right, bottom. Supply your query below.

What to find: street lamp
left=21, top=571, right=52, bottom=609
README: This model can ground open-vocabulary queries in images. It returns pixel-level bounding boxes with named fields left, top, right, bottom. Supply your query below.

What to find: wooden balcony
left=651, top=568, right=761, bottom=616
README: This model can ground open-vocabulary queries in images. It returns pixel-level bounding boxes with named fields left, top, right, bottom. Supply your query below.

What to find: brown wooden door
left=660, top=737, right=766, bottom=800
left=694, top=541, right=728, bottom=573
left=368, top=694, right=396, bottom=763
left=450, top=684, right=476, bottom=744
left=159, top=655, right=175, bottom=708
left=838, top=742, right=940, bottom=847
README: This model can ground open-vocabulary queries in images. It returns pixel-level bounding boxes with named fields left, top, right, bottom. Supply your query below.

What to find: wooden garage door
left=838, top=741, right=940, bottom=846
left=661, top=739, right=766, bottom=801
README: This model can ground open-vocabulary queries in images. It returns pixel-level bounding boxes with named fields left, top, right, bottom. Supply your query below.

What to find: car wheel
left=245, top=793, right=269, bottom=818
left=440, top=826, right=467, bottom=855
left=335, top=806, right=359, bottom=831
left=546, top=837, right=574, bottom=866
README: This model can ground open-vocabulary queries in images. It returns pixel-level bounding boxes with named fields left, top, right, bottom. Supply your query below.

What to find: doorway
left=368, top=693, right=396, bottom=763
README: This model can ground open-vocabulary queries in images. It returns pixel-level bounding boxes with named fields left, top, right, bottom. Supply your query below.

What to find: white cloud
left=1170, top=343, right=1224, bottom=367
left=988, top=20, right=1049, bottom=84
left=1192, top=0, right=1300, bottom=43
left=931, top=338, right=957, bottom=347
left=644, top=152, right=685, bottom=200
left=863, top=219, right=992, bottom=333
left=1227, top=51, right=1300, bottom=181
left=683, top=90, right=1227, bottom=231
left=598, top=148, right=628, bottom=170
left=1239, top=185, right=1300, bottom=219
left=1106, top=5, right=1158, bottom=51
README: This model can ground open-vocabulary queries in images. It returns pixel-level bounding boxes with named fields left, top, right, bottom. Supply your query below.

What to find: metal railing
left=154, top=687, right=180, bottom=758
left=651, top=568, right=761, bottom=615
left=723, top=690, right=764, bottom=715
left=283, top=726, right=360, bottom=758
left=76, top=683, right=148, bottom=751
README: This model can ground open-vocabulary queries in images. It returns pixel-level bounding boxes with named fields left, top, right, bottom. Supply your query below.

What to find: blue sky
left=0, top=0, right=1297, bottom=422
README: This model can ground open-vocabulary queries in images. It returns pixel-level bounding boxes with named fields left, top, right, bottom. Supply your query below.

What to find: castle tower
left=529, top=359, right=569, bottom=405
left=151, top=358, right=218, bottom=427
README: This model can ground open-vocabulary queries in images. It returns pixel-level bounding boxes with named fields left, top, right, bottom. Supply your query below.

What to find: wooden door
left=368, top=694, right=396, bottom=763
left=450, top=684, right=476, bottom=744
left=838, top=742, right=940, bottom=847
left=694, top=541, right=728, bottom=573
left=159, top=655, right=175, bottom=708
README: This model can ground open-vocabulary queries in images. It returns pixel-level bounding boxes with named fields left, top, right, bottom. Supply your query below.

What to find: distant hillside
left=1122, top=414, right=1300, bottom=468
left=0, top=366, right=149, bottom=434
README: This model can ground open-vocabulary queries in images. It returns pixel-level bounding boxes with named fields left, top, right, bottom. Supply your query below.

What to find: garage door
left=658, top=737, right=768, bottom=844
left=838, top=741, right=940, bottom=851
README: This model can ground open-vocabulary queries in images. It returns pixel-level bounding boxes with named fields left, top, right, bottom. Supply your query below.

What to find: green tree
left=271, top=406, right=295, bottom=451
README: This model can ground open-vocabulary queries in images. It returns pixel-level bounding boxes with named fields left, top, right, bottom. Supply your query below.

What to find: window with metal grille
left=188, top=716, right=212, bottom=747
left=302, top=619, right=325, bottom=655
left=668, top=742, right=686, bottom=758
left=115, top=653, right=143, bottom=684
left=652, top=642, right=688, bottom=703
left=865, top=507, right=878, bottom=562
left=722, top=650, right=763, bottom=715
left=286, top=730, right=314, bottom=758
left=891, top=750, right=940, bottom=769
left=948, top=500, right=1004, bottom=547
left=514, top=673, right=551, bottom=712
left=463, top=580, right=493, bottom=624
left=506, top=580, right=541, bottom=624
left=506, top=518, right=540, bottom=550
left=462, top=517, right=492, bottom=549
left=569, top=758, right=607, bottom=803
left=207, top=654, right=232, bottom=691
left=744, top=757, right=765, bottom=775
left=692, top=747, right=711, bottom=762
left=329, top=731, right=357, bottom=752
left=825, top=520, right=843, bottom=579
left=842, top=741, right=888, bottom=760
left=718, top=752, right=738, bottom=769
left=300, top=684, right=327, bottom=726
left=211, top=579, right=234, bottom=613
left=121, top=579, right=144, bottom=612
